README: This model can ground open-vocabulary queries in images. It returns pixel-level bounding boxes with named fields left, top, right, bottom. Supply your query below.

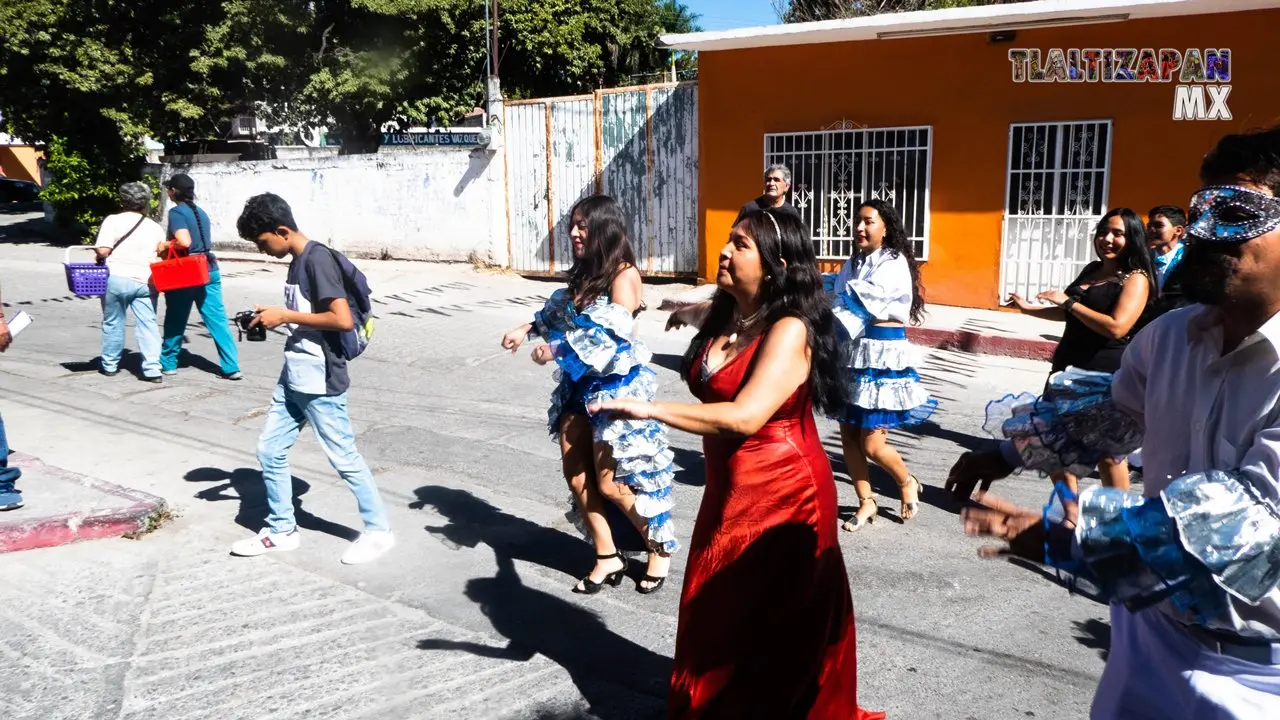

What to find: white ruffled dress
left=824, top=248, right=937, bottom=429
left=532, top=288, right=679, bottom=554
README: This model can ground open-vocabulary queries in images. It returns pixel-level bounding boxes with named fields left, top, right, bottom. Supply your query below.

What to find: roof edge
left=659, top=0, right=1271, bottom=52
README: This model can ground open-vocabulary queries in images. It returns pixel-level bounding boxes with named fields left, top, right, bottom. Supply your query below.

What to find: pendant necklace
left=727, top=308, right=762, bottom=346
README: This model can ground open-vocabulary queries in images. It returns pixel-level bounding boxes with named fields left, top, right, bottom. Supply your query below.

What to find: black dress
left=1050, top=263, right=1143, bottom=374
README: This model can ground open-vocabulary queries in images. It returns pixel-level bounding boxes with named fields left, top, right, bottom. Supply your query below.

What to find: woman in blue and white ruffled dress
left=829, top=200, right=937, bottom=532
left=501, top=195, right=677, bottom=595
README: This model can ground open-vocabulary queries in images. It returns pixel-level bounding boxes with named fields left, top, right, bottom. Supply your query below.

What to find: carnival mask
left=1186, top=185, right=1280, bottom=243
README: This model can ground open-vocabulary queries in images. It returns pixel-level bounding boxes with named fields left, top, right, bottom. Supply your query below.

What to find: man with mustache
left=954, top=126, right=1280, bottom=718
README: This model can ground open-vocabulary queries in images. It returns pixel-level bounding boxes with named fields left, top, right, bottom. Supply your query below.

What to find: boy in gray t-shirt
left=229, top=193, right=393, bottom=565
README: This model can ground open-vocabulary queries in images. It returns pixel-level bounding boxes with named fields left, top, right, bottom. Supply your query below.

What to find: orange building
left=0, top=131, right=41, bottom=185
left=661, top=0, right=1280, bottom=309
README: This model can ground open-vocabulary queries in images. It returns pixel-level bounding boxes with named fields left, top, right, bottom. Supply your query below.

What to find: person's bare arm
left=611, top=266, right=643, bottom=314
left=1064, top=274, right=1150, bottom=340
left=592, top=317, right=811, bottom=437
left=253, top=297, right=354, bottom=332
left=0, top=281, right=10, bottom=352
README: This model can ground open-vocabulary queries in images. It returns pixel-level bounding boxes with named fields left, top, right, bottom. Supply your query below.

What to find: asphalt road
left=0, top=216, right=1109, bottom=720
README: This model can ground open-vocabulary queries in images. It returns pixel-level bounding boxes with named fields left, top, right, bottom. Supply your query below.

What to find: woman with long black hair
left=833, top=199, right=936, bottom=532
left=1003, top=207, right=1156, bottom=496
left=500, top=195, right=677, bottom=595
left=156, top=173, right=241, bottom=380
left=594, top=209, right=883, bottom=719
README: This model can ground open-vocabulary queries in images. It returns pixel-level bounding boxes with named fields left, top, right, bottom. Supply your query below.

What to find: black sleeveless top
left=1050, top=262, right=1144, bottom=373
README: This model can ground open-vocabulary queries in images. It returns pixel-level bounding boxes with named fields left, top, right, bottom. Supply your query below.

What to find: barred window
left=764, top=126, right=933, bottom=261
left=999, top=120, right=1113, bottom=301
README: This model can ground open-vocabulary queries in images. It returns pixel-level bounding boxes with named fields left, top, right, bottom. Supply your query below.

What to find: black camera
left=233, top=310, right=267, bottom=342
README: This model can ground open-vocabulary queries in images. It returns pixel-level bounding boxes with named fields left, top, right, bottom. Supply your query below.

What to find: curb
left=906, top=327, right=1057, bottom=362
left=0, top=453, right=170, bottom=553
left=659, top=295, right=1056, bottom=362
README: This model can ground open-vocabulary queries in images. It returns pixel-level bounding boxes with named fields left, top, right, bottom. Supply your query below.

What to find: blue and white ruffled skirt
left=838, top=324, right=937, bottom=430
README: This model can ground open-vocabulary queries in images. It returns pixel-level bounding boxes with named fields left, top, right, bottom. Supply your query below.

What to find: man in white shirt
left=958, top=126, right=1280, bottom=719
left=94, top=182, right=167, bottom=381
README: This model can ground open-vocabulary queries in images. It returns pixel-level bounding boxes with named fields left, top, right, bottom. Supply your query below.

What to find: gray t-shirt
left=280, top=242, right=350, bottom=395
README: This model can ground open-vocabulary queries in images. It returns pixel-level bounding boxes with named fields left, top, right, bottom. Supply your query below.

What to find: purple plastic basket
left=64, top=247, right=110, bottom=296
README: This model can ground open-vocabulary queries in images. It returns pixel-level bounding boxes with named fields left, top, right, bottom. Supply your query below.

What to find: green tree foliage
left=0, top=0, right=698, bottom=226
left=779, top=0, right=1030, bottom=23
left=498, top=0, right=699, bottom=98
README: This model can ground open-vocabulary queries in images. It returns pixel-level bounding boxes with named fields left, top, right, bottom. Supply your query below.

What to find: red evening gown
left=668, top=337, right=885, bottom=719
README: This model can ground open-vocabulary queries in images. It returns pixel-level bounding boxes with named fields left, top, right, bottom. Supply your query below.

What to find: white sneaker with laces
left=341, top=530, right=395, bottom=565
left=231, top=528, right=301, bottom=557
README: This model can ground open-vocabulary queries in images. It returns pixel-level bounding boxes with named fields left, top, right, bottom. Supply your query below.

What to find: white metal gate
left=503, top=83, right=698, bottom=277
left=999, top=120, right=1113, bottom=301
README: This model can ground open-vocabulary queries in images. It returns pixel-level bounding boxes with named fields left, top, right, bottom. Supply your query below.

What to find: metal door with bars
left=999, top=121, right=1113, bottom=301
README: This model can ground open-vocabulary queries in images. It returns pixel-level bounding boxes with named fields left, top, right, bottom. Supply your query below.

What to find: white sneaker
left=231, top=528, right=301, bottom=557
left=341, top=530, right=395, bottom=565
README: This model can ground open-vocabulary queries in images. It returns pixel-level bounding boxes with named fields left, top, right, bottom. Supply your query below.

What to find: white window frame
left=763, top=125, right=933, bottom=262
left=999, top=120, right=1114, bottom=302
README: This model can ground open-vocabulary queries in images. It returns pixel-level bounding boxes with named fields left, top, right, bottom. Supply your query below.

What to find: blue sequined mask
left=1187, top=185, right=1280, bottom=243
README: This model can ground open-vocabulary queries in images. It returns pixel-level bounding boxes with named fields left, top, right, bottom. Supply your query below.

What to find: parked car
left=0, top=177, right=41, bottom=208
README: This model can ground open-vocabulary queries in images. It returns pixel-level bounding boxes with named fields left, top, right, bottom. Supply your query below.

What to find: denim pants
left=101, top=275, right=161, bottom=376
left=256, top=382, right=389, bottom=534
left=0, top=412, right=21, bottom=505
left=161, top=268, right=240, bottom=374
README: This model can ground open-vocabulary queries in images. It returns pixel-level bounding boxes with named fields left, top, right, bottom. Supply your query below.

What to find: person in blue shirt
left=156, top=174, right=241, bottom=380
left=0, top=279, right=22, bottom=511
left=1146, top=204, right=1189, bottom=315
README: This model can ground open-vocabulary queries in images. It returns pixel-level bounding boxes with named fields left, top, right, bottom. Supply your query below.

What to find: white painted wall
left=146, top=145, right=508, bottom=266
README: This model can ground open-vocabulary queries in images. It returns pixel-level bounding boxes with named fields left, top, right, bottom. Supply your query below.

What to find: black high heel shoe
left=572, top=552, right=627, bottom=595
left=636, top=575, right=667, bottom=594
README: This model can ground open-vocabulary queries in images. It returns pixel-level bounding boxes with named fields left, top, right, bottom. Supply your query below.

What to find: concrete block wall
left=146, top=145, right=508, bottom=266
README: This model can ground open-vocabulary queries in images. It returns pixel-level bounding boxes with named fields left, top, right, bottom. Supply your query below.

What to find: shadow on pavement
left=1072, top=618, right=1112, bottom=661
left=410, top=485, right=671, bottom=719
left=670, top=445, right=704, bottom=487
left=0, top=215, right=80, bottom=246
left=184, top=466, right=360, bottom=541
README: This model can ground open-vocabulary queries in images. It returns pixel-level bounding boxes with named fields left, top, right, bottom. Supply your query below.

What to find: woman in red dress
left=593, top=209, right=885, bottom=719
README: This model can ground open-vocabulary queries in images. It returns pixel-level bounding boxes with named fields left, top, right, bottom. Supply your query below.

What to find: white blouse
left=834, top=247, right=914, bottom=324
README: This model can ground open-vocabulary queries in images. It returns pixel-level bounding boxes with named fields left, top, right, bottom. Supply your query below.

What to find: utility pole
left=490, top=0, right=500, bottom=78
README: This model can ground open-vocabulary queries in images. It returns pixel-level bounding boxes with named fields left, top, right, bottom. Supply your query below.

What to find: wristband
left=1062, top=298, right=1078, bottom=314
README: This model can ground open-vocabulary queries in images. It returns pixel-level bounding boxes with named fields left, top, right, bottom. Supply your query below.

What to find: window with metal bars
left=764, top=126, right=933, bottom=261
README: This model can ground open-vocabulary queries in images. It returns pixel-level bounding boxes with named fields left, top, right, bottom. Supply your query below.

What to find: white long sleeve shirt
left=834, top=247, right=914, bottom=323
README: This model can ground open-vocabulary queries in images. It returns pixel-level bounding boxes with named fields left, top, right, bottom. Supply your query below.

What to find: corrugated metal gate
left=503, top=82, right=698, bottom=277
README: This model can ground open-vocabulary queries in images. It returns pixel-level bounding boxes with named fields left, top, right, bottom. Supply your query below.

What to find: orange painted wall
left=0, top=146, right=41, bottom=184
left=696, top=10, right=1280, bottom=309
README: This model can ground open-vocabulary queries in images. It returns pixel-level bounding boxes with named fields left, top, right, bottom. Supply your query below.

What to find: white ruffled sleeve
left=848, top=251, right=913, bottom=323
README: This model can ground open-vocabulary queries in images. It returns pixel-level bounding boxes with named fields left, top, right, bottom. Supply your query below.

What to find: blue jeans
left=0, top=412, right=21, bottom=506
left=101, top=275, right=161, bottom=376
left=256, top=382, right=389, bottom=534
left=161, top=268, right=240, bottom=374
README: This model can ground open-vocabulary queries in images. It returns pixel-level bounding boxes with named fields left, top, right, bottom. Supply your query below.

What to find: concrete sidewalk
left=0, top=453, right=168, bottom=552
left=659, top=284, right=1061, bottom=361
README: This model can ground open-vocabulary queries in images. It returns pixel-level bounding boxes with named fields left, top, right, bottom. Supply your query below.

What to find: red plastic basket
left=150, top=248, right=210, bottom=292
left=64, top=247, right=110, bottom=296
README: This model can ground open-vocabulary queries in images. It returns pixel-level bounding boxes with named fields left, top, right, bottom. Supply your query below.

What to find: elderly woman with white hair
left=93, top=181, right=167, bottom=382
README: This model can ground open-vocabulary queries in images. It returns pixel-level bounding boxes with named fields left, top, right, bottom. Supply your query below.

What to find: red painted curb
left=659, top=295, right=1056, bottom=361
left=0, top=454, right=169, bottom=553
left=906, top=327, right=1057, bottom=362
